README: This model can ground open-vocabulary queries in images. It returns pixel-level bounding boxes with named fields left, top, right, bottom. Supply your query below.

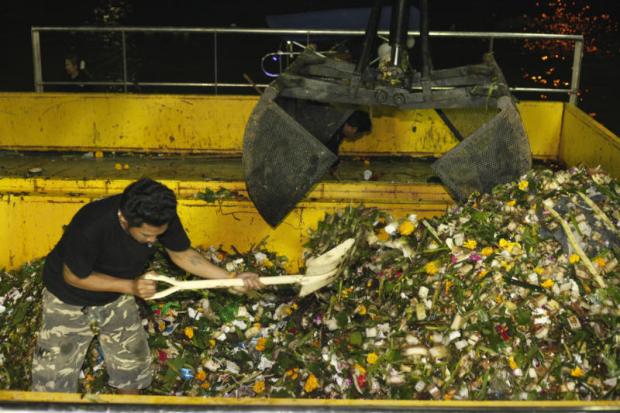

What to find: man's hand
left=237, top=272, right=264, bottom=290
left=132, top=273, right=157, bottom=299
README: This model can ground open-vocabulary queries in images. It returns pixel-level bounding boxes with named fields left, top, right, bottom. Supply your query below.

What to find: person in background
left=32, top=178, right=263, bottom=394
left=326, top=110, right=372, bottom=177
left=62, top=53, right=92, bottom=91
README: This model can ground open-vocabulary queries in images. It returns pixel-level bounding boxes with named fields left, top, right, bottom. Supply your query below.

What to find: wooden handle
left=146, top=274, right=305, bottom=300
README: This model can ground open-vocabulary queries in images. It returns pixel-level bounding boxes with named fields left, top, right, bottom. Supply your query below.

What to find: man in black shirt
left=32, top=178, right=262, bottom=394
left=326, top=110, right=372, bottom=176
left=62, top=53, right=93, bottom=92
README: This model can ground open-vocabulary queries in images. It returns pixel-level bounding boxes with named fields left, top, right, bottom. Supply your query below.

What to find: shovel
left=145, top=238, right=355, bottom=300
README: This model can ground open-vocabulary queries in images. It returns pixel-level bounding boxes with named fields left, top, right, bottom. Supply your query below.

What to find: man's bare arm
left=63, top=265, right=156, bottom=299
left=166, top=248, right=263, bottom=290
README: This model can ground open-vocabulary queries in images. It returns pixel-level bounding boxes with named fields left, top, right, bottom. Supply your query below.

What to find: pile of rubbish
left=1, top=166, right=618, bottom=400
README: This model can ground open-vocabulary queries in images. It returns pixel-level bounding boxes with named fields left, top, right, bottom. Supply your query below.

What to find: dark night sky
left=1, top=1, right=619, bottom=134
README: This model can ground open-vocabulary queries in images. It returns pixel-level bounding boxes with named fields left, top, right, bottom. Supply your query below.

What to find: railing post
left=31, top=28, right=43, bottom=92
left=569, top=38, right=583, bottom=106
left=122, top=30, right=128, bottom=93
left=213, top=30, right=218, bottom=94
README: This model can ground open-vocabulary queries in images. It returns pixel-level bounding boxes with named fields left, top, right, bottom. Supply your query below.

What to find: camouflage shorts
left=31, top=289, right=152, bottom=393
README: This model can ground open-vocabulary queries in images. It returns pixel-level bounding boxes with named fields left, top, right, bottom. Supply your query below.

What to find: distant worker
left=326, top=110, right=372, bottom=174
left=32, top=178, right=263, bottom=394
left=62, top=53, right=92, bottom=91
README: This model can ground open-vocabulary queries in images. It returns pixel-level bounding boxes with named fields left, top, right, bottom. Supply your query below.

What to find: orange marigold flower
left=304, top=373, right=319, bottom=393
left=570, top=367, right=584, bottom=378
left=255, top=337, right=267, bottom=352
left=195, top=369, right=207, bottom=382
left=594, top=257, right=607, bottom=268
left=398, top=220, right=415, bottom=236
left=184, top=327, right=194, bottom=339
left=253, top=380, right=266, bottom=394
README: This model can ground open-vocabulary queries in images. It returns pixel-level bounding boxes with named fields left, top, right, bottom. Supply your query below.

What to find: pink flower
left=469, top=253, right=482, bottom=263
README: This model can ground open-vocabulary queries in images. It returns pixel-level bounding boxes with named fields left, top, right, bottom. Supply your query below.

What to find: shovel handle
left=145, top=273, right=305, bottom=300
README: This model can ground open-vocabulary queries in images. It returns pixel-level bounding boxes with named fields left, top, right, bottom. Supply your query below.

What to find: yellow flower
left=541, top=279, right=555, bottom=289
left=341, top=287, right=353, bottom=299
left=499, top=238, right=510, bottom=249
left=377, top=229, right=390, bottom=241
left=209, top=339, right=216, bottom=348
left=200, top=381, right=211, bottom=390
left=367, top=352, right=379, bottom=365
left=570, top=367, right=584, bottom=378
left=398, top=220, right=415, bottom=236
left=354, top=363, right=367, bottom=375
left=286, top=368, right=299, bottom=380
left=94, top=150, right=104, bottom=158
left=463, top=239, right=477, bottom=250
left=184, top=327, right=194, bottom=339
left=477, top=269, right=489, bottom=279
left=569, top=254, right=580, bottom=264
left=500, top=261, right=514, bottom=271
left=158, top=320, right=166, bottom=332
left=508, top=356, right=518, bottom=370
left=255, top=337, right=267, bottom=352
left=262, top=258, right=274, bottom=268
left=444, top=280, right=454, bottom=294
left=114, top=162, right=123, bottom=170
left=253, top=380, right=266, bottom=394
left=291, top=303, right=299, bottom=310
left=356, top=304, right=367, bottom=315
left=367, top=280, right=372, bottom=288
left=195, top=369, right=207, bottom=382
left=518, top=180, right=529, bottom=191
left=506, top=200, right=517, bottom=207
left=304, top=373, right=319, bottom=393
left=481, top=247, right=494, bottom=257
left=425, top=261, right=439, bottom=275
left=534, top=266, right=544, bottom=275
left=594, top=257, right=607, bottom=268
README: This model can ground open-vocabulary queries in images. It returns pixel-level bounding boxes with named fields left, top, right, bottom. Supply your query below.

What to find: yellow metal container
left=1, top=93, right=619, bottom=410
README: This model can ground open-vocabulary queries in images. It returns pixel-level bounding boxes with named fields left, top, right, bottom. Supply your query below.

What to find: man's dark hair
left=346, top=110, right=372, bottom=134
left=120, top=178, right=177, bottom=227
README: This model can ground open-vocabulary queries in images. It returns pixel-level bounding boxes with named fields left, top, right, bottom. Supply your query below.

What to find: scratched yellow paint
left=0, top=93, right=257, bottom=153
left=0, top=93, right=563, bottom=157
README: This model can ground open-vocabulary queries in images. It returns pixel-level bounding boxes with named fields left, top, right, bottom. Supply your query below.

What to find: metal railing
left=31, top=26, right=584, bottom=105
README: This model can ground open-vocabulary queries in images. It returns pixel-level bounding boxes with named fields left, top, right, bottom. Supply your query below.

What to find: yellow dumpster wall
left=558, top=103, right=620, bottom=178
left=0, top=93, right=562, bottom=158
left=0, top=178, right=450, bottom=271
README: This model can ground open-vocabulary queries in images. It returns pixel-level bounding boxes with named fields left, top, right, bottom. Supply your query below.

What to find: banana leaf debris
left=1, top=166, right=619, bottom=400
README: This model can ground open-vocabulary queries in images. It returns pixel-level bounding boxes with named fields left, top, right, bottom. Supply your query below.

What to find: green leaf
left=349, top=331, right=363, bottom=347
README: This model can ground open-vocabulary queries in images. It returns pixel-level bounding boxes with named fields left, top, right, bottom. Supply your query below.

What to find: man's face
left=126, top=222, right=168, bottom=245
left=65, top=59, right=79, bottom=77
left=342, top=123, right=366, bottom=141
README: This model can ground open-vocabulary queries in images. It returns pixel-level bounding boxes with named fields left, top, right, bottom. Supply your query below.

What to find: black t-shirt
left=326, top=127, right=344, bottom=156
left=43, top=194, right=190, bottom=306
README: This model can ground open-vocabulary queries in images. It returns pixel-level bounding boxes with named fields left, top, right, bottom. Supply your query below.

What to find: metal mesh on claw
left=432, top=96, right=532, bottom=202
